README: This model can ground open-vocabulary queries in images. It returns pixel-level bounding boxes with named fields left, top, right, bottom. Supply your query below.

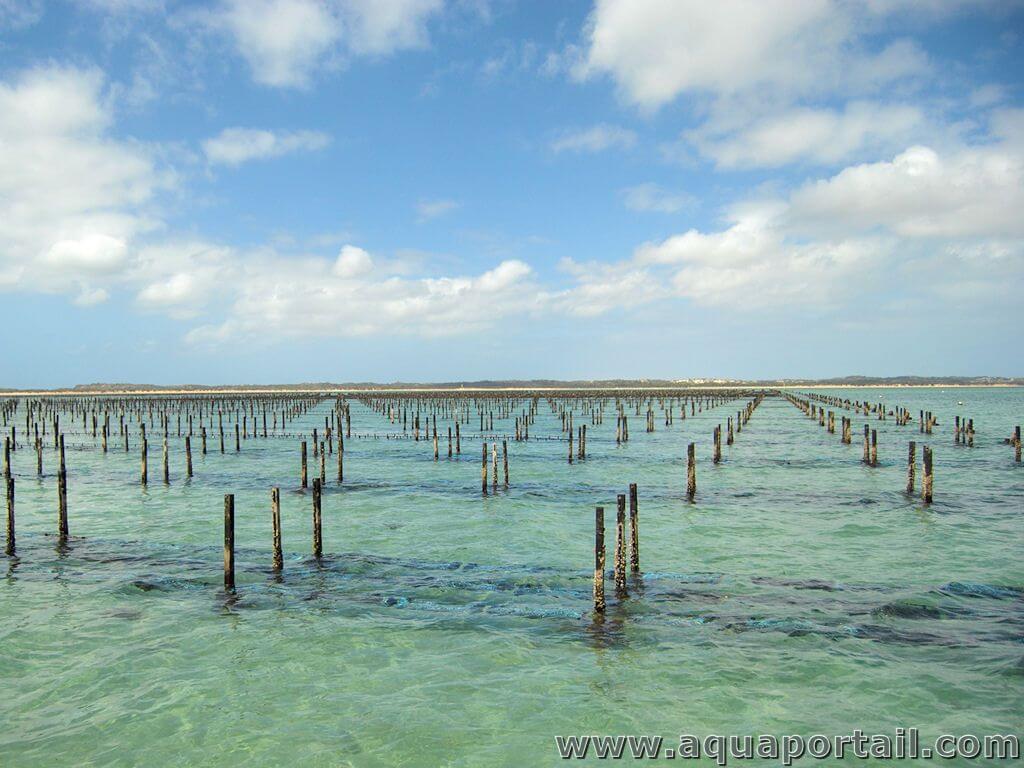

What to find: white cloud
left=558, top=125, right=1024, bottom=316
left=333, top=244, right=374, bottom=277
left=688, top=101, right=925, bottom=169
left=621, top=183, right=693, bottom=213
left=550, top=124, right=636, bottom=153
left=185, top=256, right=536, bottom=344
left=786, top=139, right=1024, bottom=239
left=202, top=127, right=331, bottom=165
left=208, top=0, right=443, bottom=88
left=0, top=65, right=165, bottom=299
left=574, top=0, right=931, bottom=109
left=415, top=198, right=460, bottom=222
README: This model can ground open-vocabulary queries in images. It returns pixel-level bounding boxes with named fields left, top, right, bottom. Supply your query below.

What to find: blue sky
left=1, top=0, right=1022, bottom=387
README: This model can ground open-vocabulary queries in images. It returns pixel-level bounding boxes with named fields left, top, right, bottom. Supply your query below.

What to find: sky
left=0, top=0, right=1022, bottom=387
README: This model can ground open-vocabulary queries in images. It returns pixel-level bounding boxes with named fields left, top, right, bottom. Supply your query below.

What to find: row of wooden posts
left=786, top=393, right=936, bottom=502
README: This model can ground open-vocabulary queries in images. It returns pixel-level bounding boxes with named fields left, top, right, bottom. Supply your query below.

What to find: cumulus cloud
left=574, top=0, right=930, bottom=109
left=558, top=126, right=1024, bottom=316
left=333, top=244, right=374, bottom=277
left=207, top=0, right=443, bottom=88
left=185, top=256, right=536, bottom=344
left=202, top=127, right=331, bottom=165
left=550, top=124, right=636, bottom=153
left=688, top=102, right=926, bottom=169
left=0, top=64, right=165, bottom=300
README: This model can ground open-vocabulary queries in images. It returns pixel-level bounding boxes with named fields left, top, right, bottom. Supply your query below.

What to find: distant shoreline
left=1, top=383, right=1020, bottom=396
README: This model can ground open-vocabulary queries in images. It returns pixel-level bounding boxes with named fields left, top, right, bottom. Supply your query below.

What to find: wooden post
left=863, top=424, right=870, bottom=463
left=491, top=442, right=498, bottom=492
left=628, top=482, right=639, bottom=574
left=922, top=446, right=933, bottom=504
left=301, top=441, right=308, bottom=489
left=687, top=443, right=696, bottom=500
left=319, top=442, right=326, bottom=484
left=502, top=439, right=509, bottom=487
left=337, top=442, right=344, bottom=483
left=906, top=441, right=916, bottom=493
left=481, top=443, right=488, bottom=493
left=593, top=507, right=605, bottom=613
left=870, top=429, right=877, bottom=467
left=713, top=426, right=721, bottom=464
left=614, top=494, right=628, bottom=598
left=312, top=478, right=323, bottom=559
left=201, top=426, right=207, bottom=455
left=1015, top=426, right=1021, bottom=463
left=185, top=436, right=193, bottom=478
left=271, top=487, right=282, bottom=571
left=162, top=437, right=170, bottom=484
left=5, top=476, right=13, bottom=556
left=223, top=494, right=235, bottom=591
left=456, top=422, right=461, bottom=454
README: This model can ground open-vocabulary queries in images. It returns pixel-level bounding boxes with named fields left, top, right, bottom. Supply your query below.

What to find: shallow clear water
left=1, top=388, right=1021, bottom=766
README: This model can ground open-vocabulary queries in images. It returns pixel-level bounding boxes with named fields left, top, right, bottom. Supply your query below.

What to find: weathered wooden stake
left=614, top=494, right=628, bottom=598
left=141, top=437, right=148, bottom=486
left=922, top=446, right=933, bottom=504
left=481, top=443, right=488, bottom=493
left=185, top=436, right=193, bottom=478
left=593, top=506, right=605, bottom=613
left=162, top=437, right=170, bottom=484
left=271, top=486, right=282, bottom=571
left=906, top=441, right=916, bottom=493
left=687, top=443, right=696, bottom=500
left=5, top=476, right=13, bottom=556
left=502, top=439, right=509, bottom=486
left=301, top=441, right=308, bottom=489
left=628, top=483, right=639, bottom=574
left=223, top=493, right=235, bottom=590
left=312, top=478, right=323, bottom=559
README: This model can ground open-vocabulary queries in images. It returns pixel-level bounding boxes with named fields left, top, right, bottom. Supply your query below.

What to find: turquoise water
left=0, top=388, right=1021, bottom=766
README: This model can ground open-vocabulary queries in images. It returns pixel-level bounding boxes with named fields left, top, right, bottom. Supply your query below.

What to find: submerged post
left=185, top=435, right=193, bottom=478
left=224, top=493, right=235, bottom=591
left=301, top=441, right=308, bottom=489
left=628, top=483, right=639, bottom=574
left=271, top=486, right=283, bottom=571
left=922, top=446, right=933, bottom=504
left=593, top=507, right=605, bottom=613
left=614, top=494, right=628, bottom=599
left=481, top=443, right=488, bottom=494
left=58, top=435, right=68, bottom=542
left=312, top=478, right=323, bottom=559
left=687, top=443, right=696, bottom=500
left=502, top=439, right=509, bottom=487
left=906, top=441, right=916, bottom=494
left=5, top=476, right=13, bottom=556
